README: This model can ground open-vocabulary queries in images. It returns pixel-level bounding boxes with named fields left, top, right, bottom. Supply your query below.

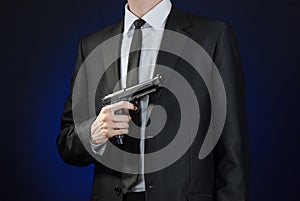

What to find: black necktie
left=126, top=19, right=146, bottom=87
left=122, top=19, right=146, bottom=193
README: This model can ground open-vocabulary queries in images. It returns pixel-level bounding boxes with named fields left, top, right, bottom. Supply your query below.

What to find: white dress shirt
left=92, top=0, right=172, bottom=192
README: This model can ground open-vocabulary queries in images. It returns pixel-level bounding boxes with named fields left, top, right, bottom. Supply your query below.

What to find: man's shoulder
left=185, top=11, right=230, bottom=33
left=171, top=7, right=234, bottom=40
left=83, top=20, right=123, bottom=40
left=79, top=20, right=123, bottom=55
left=173, top=8, right=236, bottom=56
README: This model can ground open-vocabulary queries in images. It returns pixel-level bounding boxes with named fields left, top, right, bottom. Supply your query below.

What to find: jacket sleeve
left=213, top=23, right=250, bottom=201
left=56, top=39, right=95, bottom=167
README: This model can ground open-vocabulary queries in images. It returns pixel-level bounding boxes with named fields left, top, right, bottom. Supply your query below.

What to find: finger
left=107, top=129, right=129, bottom=138
left=92, top=126, right=128, bottom=138
left=91, top=119, right=111, bottom=133
left=111, top=122, right=129, bottom=129
left=95, top=121, right=128, bottom=130
left=112, top=115, right=131, bottom=122
left=91, top=119, right=113, bottom=134
left=92, top=121, right=129, bottom=136
left=107, top=101, right=136, bottom=112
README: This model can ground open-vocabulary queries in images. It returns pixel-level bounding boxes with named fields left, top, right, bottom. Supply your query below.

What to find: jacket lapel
left=149, top=7, right=191, bottom=107
left=95, top=21, right=123, bottom=113
left=104, top=20, right=124, bottom=94
left=154, top=7, right=191, bottom=77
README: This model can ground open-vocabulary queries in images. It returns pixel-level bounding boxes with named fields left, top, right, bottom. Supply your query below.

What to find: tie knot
left=133, top=19, right=146, bottom=29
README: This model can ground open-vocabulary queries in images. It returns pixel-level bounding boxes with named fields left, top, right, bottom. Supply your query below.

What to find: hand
left=90, top=101, right=136, bottom=144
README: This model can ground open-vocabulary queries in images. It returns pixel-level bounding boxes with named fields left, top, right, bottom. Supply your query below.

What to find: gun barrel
left=101, top=74, right=163, bottom=105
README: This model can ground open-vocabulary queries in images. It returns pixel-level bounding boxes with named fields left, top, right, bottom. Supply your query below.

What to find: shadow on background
left=1, top=0, right=300, bottom=200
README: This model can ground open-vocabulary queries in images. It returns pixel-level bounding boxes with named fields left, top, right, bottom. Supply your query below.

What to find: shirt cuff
left=90, top=140, right=108, bottom=156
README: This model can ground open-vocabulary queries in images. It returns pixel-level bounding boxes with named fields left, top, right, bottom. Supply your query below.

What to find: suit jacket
left=57, top=7, right=250, bottom=201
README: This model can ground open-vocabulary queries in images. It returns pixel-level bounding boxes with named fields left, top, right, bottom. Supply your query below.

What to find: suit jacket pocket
left=187, top=193, right=214, bottom=201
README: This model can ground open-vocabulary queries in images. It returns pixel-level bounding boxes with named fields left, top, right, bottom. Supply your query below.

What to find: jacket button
left=148, top=185, right=156, bottom=189
left=114, top=186, right=122, bottom=196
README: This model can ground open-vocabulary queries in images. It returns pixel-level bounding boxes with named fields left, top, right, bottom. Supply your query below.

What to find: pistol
left=101, top=74, right=163, bottom=144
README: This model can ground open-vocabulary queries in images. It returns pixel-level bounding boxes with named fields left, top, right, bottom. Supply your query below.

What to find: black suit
left=57, top=7, right=250, bottom=201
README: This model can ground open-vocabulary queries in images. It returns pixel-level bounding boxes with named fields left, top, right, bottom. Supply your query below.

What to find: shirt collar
left=124, top=0, right=172, bottom=32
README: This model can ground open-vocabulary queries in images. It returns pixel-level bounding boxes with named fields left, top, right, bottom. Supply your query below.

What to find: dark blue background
left=2, top=0, right=300, bottom=200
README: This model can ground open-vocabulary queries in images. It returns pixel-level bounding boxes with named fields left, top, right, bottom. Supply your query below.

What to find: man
left=57, top=0, right=250, bottom=201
